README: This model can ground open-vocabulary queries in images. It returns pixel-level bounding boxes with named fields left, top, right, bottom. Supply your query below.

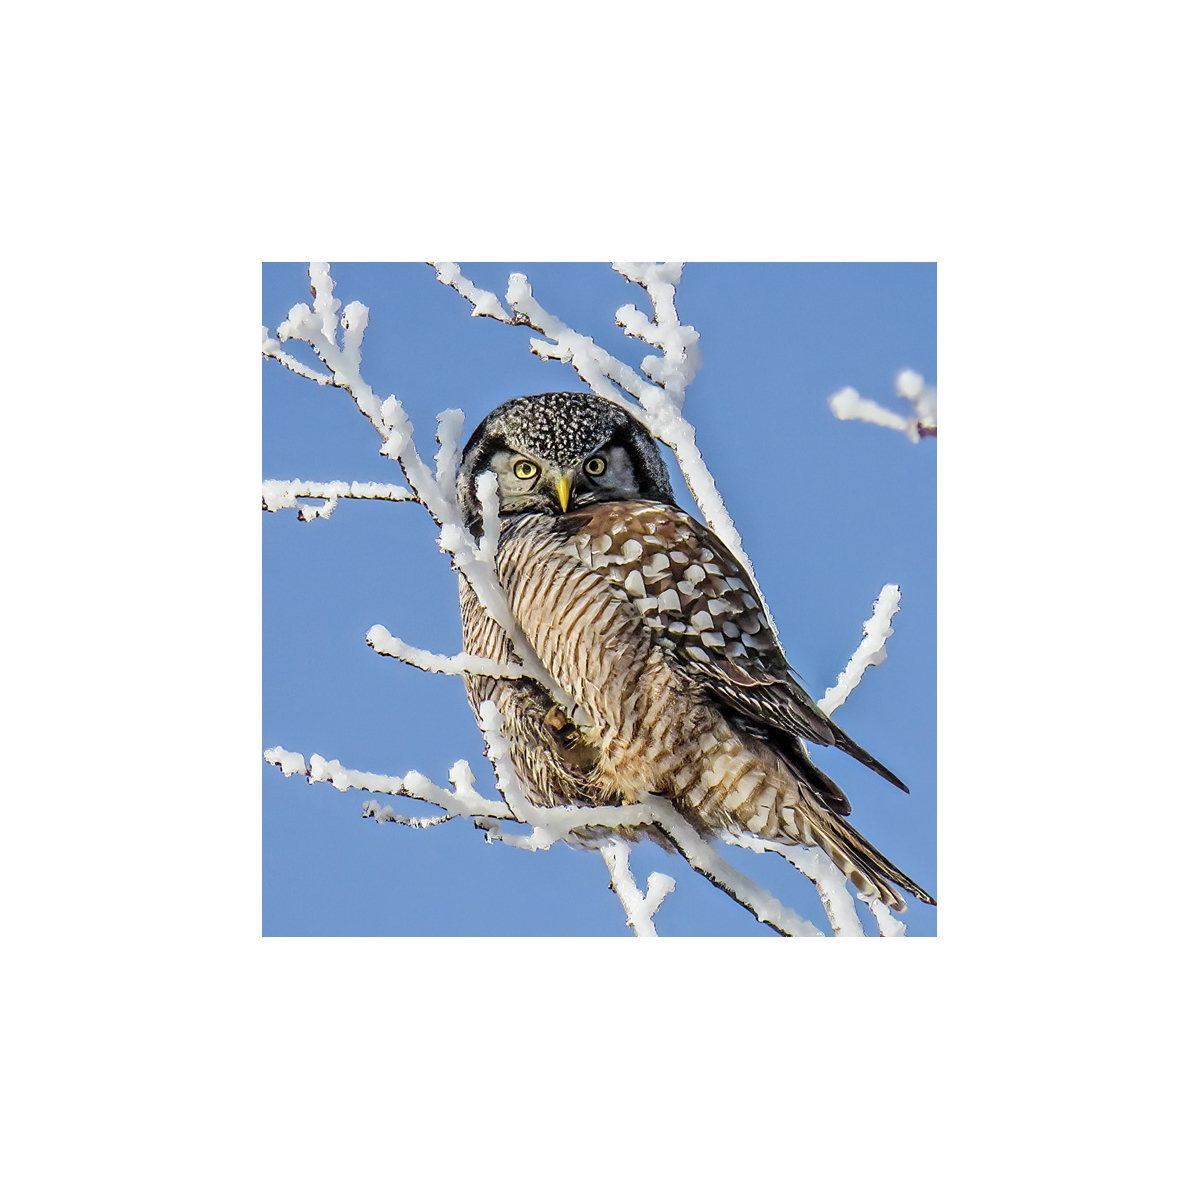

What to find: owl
left=457, top=391, right=935, bottom=912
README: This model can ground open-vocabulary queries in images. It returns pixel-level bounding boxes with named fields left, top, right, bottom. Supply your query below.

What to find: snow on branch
left=829, top=369, right=937, bottom=442
left=600, top=840, right=675, bottom=937
left=262, top=479, right=414, bottom=521
left=263, top=746, right=512, bottom=823
left=263, top=740, right=803, bottom=935
left=430, top=263, right=510, bottom=321
left=366, top=624, right=531, bottom=681
left=264, top=262, right=564, bottom=705
left=865, top=897, right=908, bottom=937
left=819, top=584, right=902, bottom=717
left=643, top=796, right=822, bottom=937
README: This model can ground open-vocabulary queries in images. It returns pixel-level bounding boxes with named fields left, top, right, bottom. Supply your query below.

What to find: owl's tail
left=768, top=742, right=935, bottom=911
left=795, top=801, right=937, bottom=912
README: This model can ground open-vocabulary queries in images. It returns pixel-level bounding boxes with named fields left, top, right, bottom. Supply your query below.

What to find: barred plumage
left=458, top=392, right=935, bottom=911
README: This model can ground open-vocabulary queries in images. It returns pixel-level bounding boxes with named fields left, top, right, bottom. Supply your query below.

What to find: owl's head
left=457, top=392, right=675, bottom=535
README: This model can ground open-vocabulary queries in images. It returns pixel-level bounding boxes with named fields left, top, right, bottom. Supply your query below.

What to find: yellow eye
left=513, top=460, right=539, bottom=480
left=584, top=456, right=607, bottom=476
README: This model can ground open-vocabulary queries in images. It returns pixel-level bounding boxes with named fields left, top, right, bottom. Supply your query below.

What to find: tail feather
left=785, top=797, right=936, bottom=912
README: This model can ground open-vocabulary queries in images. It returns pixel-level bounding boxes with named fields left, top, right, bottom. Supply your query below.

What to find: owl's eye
left=583, top=456, right=607, bottom=476
left=513, top=460, right=539, bottom=480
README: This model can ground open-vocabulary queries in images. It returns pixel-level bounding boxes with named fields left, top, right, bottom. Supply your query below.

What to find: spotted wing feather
left=562, top=501, right=909, bottom=803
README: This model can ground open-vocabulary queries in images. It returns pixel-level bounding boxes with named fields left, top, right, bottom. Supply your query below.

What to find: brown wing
left=559, top=500, right=909, bottom=800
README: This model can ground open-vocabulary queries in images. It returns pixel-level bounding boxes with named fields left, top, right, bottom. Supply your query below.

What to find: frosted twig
left=265, top=263, right=563, bottom=703
left=864, top=896, right=908, bottom=937
left=430, top=262, right=511, bottom=321
left=265, top=745, right=662, bottom=850
left=262, top=479, right=414, bottom=521
left=434, top=409, right=465, bottom=495
left=268, top=736, right=811, bottom=933
left=476, top=707, right=808, bottom=939
left=896, top=369, right=938, bottom=436
left=600, top=840, right=675, bottom=936
left=612, top=262, right=699, bottom=410
left=261, top=331, right=335, bottom=385
left=269, top=266, right=388, bottom=438
left=640, top=796, right=822, bottom=937
left=263, top=747, right=512, bottom=822
left=829, top=369, right=937, bottom=442
left=366, top=624, right=531, bottom=681
left=721, top=832, right=866, bottom=937
left=819, top=584, right=901, bottom=716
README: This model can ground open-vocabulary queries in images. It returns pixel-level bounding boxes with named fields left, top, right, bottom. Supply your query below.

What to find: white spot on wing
left=624, top=569, right=646, bottom=598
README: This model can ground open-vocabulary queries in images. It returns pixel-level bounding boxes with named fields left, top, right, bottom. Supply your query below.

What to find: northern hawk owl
left=457, top=391, right=934, bottom=912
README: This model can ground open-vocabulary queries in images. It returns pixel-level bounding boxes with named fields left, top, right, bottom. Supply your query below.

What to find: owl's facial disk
left=457, top=393, right=676, bottom=536
left=481, top=442, right=644, bottom=517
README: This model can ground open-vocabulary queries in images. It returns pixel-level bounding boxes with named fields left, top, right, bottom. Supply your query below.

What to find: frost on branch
left=262, top=479, right=413, bottom=521
left=830, top=369, right=937, bottom=442
left=819, top=584, right=902, bottom=717
left=601, top=840, right=675, bottom=937
left=265, top=263, right=923, bottom=937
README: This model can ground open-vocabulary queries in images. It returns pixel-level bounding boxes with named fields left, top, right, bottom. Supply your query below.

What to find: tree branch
left=819, top=584, right=902, bottom=717
left=366, top=625, right=532, bottom=681
left=262, top=479, right=414, bottom=521
left=829, top=369, right=937, bottom=442
left=600, top=840, right=675, bottom=937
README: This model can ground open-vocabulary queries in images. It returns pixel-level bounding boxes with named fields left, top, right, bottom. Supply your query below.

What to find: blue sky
left=263, top=262, right=936, bottom=936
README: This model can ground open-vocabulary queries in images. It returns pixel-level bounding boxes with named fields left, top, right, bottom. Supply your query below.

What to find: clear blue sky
left=263, top=262, right=936, bottom=936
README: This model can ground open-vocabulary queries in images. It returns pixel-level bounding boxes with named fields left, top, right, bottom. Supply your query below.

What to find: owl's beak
left=556, top=475, right=572, bottom=513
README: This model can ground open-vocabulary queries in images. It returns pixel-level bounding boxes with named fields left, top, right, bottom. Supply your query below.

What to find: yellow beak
left=556, top=476, right=572, bottom=513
